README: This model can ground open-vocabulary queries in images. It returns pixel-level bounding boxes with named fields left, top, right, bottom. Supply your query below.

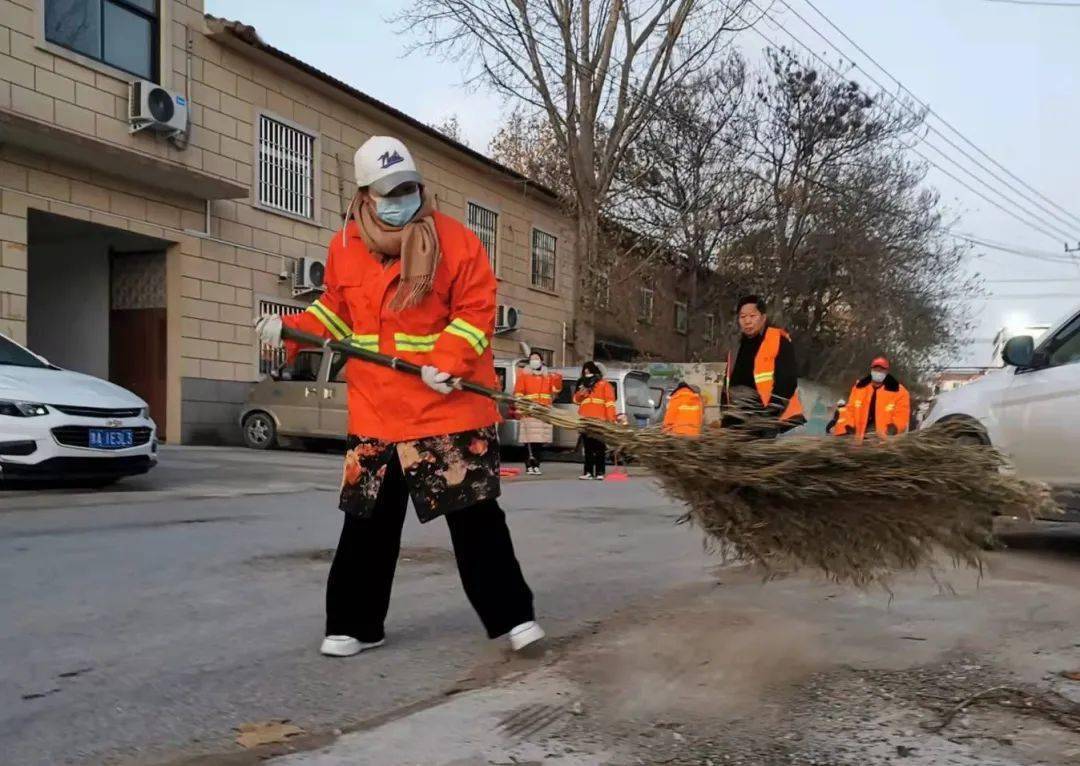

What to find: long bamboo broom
left=281, top=326, right=1056, bottom=586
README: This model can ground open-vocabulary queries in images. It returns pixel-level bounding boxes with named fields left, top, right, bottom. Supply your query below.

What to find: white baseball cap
left=354, top=136, right=422, bottom=195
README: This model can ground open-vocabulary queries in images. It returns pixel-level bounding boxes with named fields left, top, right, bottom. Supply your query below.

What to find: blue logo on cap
left=378, top=150, right=404, bottom=169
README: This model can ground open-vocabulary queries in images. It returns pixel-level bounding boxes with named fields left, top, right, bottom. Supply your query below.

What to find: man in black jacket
left=723, top=295, right=805, bottom=434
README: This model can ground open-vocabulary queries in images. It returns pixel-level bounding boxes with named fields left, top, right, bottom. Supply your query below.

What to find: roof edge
left=204, top=15, right=560, bottom=202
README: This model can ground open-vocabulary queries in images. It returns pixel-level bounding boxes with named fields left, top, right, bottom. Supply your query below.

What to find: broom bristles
left=513, top=400, right=1057, bottom=587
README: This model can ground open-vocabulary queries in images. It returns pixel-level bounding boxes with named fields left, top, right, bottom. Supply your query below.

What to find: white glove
left=421, top=365, right=457, bottom=395
left=255, top=314, right=283, bottom=347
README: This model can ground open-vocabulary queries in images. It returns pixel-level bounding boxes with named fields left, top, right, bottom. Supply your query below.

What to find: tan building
left=0, top=2, right=578, bottom=443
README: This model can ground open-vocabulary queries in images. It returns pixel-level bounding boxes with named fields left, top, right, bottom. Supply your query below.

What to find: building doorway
left=27, top=211, right=173, bottom=435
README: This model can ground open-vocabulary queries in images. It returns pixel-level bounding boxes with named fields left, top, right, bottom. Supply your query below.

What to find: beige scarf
left=344, top=189, right=440, bottom=310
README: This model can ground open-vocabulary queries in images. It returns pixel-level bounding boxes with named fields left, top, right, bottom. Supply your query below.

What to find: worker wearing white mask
left=255, top=136, right=543, bottom=657
left=512, top=351, right=563, bottom=475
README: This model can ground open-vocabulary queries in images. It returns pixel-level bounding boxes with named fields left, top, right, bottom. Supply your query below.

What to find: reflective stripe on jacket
left=513, top=369, right=563, bottom=406
left=573, top=379, right=617, bottom=422
left=283, top=211, right=499, bottom=442
left=834, top=374, right=911, bottom=441
left=663, top=387, right=703, bottom=437
left=514, top=368, right=563, bottom=443
left=753, top=327, right=803, bottom=421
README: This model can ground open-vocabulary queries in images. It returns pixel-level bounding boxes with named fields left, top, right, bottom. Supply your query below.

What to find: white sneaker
left=532, top=467, right=543, bottom=476
left=509, top=621, right=546, bottom=651
left=320, top=635, right=385, bottom=657
left=578, top=474, right=592, bottom=480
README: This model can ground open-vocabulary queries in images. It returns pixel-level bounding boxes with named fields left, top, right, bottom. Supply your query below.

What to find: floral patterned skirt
left=339, top=425, right=501, bottom=523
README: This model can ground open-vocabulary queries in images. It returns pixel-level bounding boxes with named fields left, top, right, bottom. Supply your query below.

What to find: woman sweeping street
left=255, top=135, right=542, bottom=657
left=573, top=361, right=617, bottom=479
left=513, top=352, right=563, bottom=475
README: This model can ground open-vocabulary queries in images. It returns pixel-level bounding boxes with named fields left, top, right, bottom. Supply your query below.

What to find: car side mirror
left=1002, top=335, right=1034, bottom=368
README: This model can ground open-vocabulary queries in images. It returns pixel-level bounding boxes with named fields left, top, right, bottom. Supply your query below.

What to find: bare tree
left=611, top=52, right=757, bottom=358
left=397, top=0, right=754, bottom=357
left=431, top=114, right=469, bottom=146
left=728, top=49, right=976, bottom=386
left=489, top=108, right=574, bottom=200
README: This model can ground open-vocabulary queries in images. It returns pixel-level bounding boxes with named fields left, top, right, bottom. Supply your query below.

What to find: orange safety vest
left=752, top=327, right=803, bottom=421
left=663, top=387, right=703, bottom=437
left=834, top=375, right=911, bottom=441
left=513, top=368, right=563, bottom=406
left=283, top=211, right=499, bottom=443
left=573, top=378, right=617, bottom=422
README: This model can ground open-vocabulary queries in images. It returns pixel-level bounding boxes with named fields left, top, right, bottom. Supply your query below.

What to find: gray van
left=549, top=365, right=662, bottom=449
left=240, top=348, right=348, bottom=449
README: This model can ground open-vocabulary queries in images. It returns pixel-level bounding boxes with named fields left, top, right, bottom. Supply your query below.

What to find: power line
left=955, top=233, right=1078, bottom=264
left=482, top=5, right=1070, bottom=274
left=984, top=0, right=1080, bottom=7
left=767, top=0, right=1080, bottom=242
left=794, top=0, right=1080, bottom=231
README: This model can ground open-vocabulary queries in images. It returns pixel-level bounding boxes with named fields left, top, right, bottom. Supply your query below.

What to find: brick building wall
left=0, top=0, right=579, bottom=443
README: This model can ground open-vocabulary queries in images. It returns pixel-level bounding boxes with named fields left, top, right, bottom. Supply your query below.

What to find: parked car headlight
left=0, top=400, right=50, bottom=417
left=140, top=407, right=150, bottom=419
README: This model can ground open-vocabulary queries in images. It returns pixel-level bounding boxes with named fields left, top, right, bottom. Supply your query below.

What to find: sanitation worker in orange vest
left=723, top=295, right=806, bottom=435
left=255, top=136, right=543, bottom=658
left=834, top=356, right=911, bottom=441
left=573, top=361, right=616, bottom=479
left=663, top=382, right=704, bottom=437
left=513, top=351, right=563, bottom=476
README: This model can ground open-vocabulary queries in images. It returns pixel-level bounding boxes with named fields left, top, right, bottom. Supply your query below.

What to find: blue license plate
left=89, top=429, right=134, bottom=449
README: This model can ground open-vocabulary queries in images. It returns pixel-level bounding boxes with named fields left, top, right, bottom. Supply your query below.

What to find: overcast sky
left=208, top=0, right=1080, bottom=366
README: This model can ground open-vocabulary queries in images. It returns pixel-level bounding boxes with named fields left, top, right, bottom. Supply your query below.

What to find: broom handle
left=280, top=325, right=511, bottom=402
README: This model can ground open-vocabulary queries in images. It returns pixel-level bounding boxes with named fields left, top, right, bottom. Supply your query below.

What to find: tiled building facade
left=0, top=0, right=578, bottom=443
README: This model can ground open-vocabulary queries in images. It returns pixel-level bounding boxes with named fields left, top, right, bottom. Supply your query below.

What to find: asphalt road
left=0, top=447, right=708, bottom=765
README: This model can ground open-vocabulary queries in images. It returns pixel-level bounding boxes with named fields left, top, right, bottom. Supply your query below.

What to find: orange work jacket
left=834, top=375, right=911, bottom=441
left=663, top=386, right=703, bottom=437
left=752, top=327, right=803, bottom=421
left=513, top=368, right=563, bottom=406
left=283, top=211, right=499, bottom=442
left=574, top=379, right=617, bottom=422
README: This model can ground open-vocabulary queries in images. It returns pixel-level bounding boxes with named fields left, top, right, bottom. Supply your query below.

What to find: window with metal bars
left=257, top=115, right=317, bottom=220
left=674, top=301, right=688, bottom=335
left=44, top=0, right=159, bottom=81
left=467, top=202, right=498, bottom=269
left=257, top=299, right=306, bottom=376
left=531, top=229, right=557, bottom=292
left=638, top=287, right=655, bottom=324
left=704, top=313, right=716, bottom=342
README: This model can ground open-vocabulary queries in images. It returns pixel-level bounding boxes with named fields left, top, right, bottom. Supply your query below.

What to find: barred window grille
left=531, top=229, right=557, bottom=292
left=258, top=115, right=316, bottom=219
left=596, top=273, right=610, bottom=310
left=258, top=299, right=305, bottom=376
left=638, top=287, right=654, bottom=324
left=531, top=347, right=555, bottom=366
left=467, top=202, right=498, bottom=269
left=674, top=301, right=688, bottom=335
left=704, top=313, right=716, bottom=342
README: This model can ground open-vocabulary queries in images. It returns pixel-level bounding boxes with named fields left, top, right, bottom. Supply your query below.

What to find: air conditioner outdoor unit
left=293, top=257, right=326, bottom=295
left=128, top=80, right=188, bottom=138
left=495, top=304, right=520, bottom=334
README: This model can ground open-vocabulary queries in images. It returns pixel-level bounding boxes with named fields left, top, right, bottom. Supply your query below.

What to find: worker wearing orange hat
left=833, top=356, right=911, bottom=441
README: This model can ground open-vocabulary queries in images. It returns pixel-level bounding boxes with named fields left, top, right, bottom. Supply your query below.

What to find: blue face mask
left=375, top=190, right=422, bottom=227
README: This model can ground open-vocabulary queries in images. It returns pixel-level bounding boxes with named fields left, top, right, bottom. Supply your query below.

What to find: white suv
left=0, top=334, right=158, bottom=485
left=923, top=304, right=1080, bottom=497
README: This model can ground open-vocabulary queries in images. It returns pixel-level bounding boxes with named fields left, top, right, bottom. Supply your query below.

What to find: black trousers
left=325, top=453, right=535, bottom=642
left=582, top=435, right=606, bottom=477
left=525, top=443, right=544, bottom=470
